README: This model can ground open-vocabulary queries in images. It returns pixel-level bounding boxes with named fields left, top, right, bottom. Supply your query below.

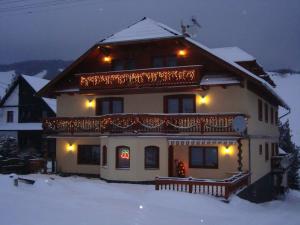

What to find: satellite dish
left=232, top=116, right=247, bottom=134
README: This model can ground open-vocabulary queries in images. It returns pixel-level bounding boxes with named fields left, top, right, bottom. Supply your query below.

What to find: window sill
left=145, top=168, right=159, bottom=170
left=101, top=165, right=108, bottom=169
left=115, top=168, right=130, bottom=170
left=189, top=166, right=218, bottom=169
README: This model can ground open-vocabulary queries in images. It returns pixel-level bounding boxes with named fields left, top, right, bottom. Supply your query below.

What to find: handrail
left=43, top=113, right=246, bottom=135
left=155, top=172, right=250, bottom=199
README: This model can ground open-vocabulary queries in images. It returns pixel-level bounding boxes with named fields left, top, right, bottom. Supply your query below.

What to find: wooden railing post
left=155, top=177, right=159, bottom=190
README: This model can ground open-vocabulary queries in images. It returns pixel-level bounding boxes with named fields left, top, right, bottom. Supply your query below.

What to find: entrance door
left=168, top=145, right=174, bottom=177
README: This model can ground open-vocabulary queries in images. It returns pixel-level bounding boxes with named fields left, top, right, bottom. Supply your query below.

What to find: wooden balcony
left=155, top=172, right=250, bottom=199
left=271, top=153, right=294, bottom=173
left=78, top=65, right=202, bottom=91
left=43, top=113, right=246, bottom=135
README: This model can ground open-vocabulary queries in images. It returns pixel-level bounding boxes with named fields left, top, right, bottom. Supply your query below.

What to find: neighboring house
left=39, top=18, right=291, bottom=202
left=0, top=74, right=56, bottom=152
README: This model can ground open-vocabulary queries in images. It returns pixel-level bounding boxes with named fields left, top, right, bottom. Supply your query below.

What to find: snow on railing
left=155, top=172, right=250, bottom=199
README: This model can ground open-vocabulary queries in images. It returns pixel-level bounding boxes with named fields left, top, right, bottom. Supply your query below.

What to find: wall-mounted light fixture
left=66, top=143, right=75, bottom=152
left=196, top=95, right=208, bottom=105
left=223, top=145, right=233, bottom=156
left=103, top=56, right=112, bottom=63
left=86, top=99, right=95, bottom=108
left=177, top=49, right=187, bottom=57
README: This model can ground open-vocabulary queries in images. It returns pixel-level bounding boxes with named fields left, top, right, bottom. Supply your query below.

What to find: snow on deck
left=211, top=47, right=256, bottom=62
left=0, top=174, right=299, bottom=225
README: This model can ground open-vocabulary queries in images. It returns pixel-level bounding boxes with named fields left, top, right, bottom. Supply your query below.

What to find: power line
left=0, top=0, right=100, bottom=14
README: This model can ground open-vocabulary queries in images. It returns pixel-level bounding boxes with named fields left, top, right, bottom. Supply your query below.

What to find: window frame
left=7, top=111, right=14, bottom=123
left=102, top=145, right=107, bottom=166
left=164, top=94, right=196, bottom=113
left=259, top=144, right=263, bottom=155
left=115, top=146, right=130, bottom=169
left=258, top=99, right=263, bottom=121
left=189, top=146, right=218, bottom=169
left=77, top=145, right=100, bottom=165
left=144, top=146, right=160, bottom=169
left=265, top=143, right=269, bottom=161
left=264, top=103, right=269, bottom=123
left=96, top=97, right=124, bottom=115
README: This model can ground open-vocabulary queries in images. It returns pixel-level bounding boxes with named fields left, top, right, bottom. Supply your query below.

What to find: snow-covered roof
left=200, top=74, right=240, bottom=86
left=211, top=47, right=256, bottom=62
left=0, top=71, right=16, bottom=99
left=22, top=75, right=56, bottom=112
left=100, top=17, right=181, bottom=44
left=279, top=147, right=287, bottom=155
left=0, top=123, right=42, bottom=131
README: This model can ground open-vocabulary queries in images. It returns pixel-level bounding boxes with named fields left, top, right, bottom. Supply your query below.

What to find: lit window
left=116, top=146, right=130, bottom=169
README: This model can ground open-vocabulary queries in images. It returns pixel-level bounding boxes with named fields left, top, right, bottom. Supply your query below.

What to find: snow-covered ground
left=272, top=73, right=300, bottom=146
left=0, top=174, right=299, bottom=225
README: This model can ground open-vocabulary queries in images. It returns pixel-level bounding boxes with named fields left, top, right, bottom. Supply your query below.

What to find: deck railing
left=271, top=153, right=294, bottom=173
left=43, top=113, right=246, bottom=135
left=155, top=172, right=250, bottom=199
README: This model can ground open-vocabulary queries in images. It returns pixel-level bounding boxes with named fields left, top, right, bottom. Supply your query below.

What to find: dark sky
left=0, top=0, right=299, bottom=70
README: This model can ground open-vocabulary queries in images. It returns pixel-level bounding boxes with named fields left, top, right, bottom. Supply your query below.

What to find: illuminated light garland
left=79, top=66, right=201, bottom=90
left=43, top=114, right=244, bottom=134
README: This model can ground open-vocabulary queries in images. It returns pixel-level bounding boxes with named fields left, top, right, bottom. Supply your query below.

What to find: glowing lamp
left=223, top=145, right=233, bottom=156
left=103, top=56, right=112, bottom=63
left=177, top=49, right=187, bottom=57
left=86, top=99, right=95, bottom=108
left=67, top=144, right=74, bottom=152
left=196, top=95, right=208, bottom=105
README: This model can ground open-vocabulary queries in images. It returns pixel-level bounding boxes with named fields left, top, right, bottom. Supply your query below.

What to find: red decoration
left=176, top=161, right=185, bottom=178
left=120, top=149, right=130, bottom=160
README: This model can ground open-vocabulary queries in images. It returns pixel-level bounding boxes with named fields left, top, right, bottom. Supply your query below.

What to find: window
left=145, top=146, right=159, bottom=169
left=112, top=59, right=136, bottom=71
left=7, top=111, right=14, bottom=123
left=189, top=146, right=218, bottom=168
left=152, top=57, right=164, bottom=68
left=102, top=145, right=107, bottom=166
left=164, top=95, right=195, bottom=113
left=96, top=97, right=123, bottom=115
left=116, top=146, right=130, bottom=169
left=166, top=56, right=177, bottom=67
left=271, top=143, right=275, bottom=156
left=112, top=59, right=125, bottom=71
left=270, top=107, right=274, bottom=124
left=275, top=143, right=279, bottom=155
left=275, top=110, right=278, bottom=125
left=259, top=144, right=263, bottom=155
left=264, top=103, right=269, bottom=123
left=265, top=143, right=269, bottom=161
left=152, top=56, right=177, bottom=68
left=77, top=145, right=100, bottom=165
left=258, top=99, right=263, bottom=121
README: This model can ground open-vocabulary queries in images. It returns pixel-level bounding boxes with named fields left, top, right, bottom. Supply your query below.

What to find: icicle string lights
left=79, top=66, right=201, bottom=89
left=43, top=114, right=246, bottom=134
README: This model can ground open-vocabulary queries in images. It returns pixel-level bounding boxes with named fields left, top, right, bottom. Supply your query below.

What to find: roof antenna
left=181, top=16, right=202, bottom=38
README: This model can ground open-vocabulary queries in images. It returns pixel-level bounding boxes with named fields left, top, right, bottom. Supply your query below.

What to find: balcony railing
left=271, top=153, right=294, bottom=173
left=78, top=65, right=202, bottom=90
left=43, top=113, right=246, bottom=135
left=155, top=172, right=250, bottom=199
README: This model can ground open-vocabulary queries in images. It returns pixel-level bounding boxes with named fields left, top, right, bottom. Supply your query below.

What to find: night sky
left=0, top=0, right=299, bottom=70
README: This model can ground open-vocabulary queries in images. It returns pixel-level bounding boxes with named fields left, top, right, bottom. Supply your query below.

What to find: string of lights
left=79, top=66, right=200, bottom=89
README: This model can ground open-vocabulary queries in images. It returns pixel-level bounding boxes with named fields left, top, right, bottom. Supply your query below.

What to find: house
left=0, top=74, right=56, bottom=152
left=39, top=18, right=291, bottom=202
